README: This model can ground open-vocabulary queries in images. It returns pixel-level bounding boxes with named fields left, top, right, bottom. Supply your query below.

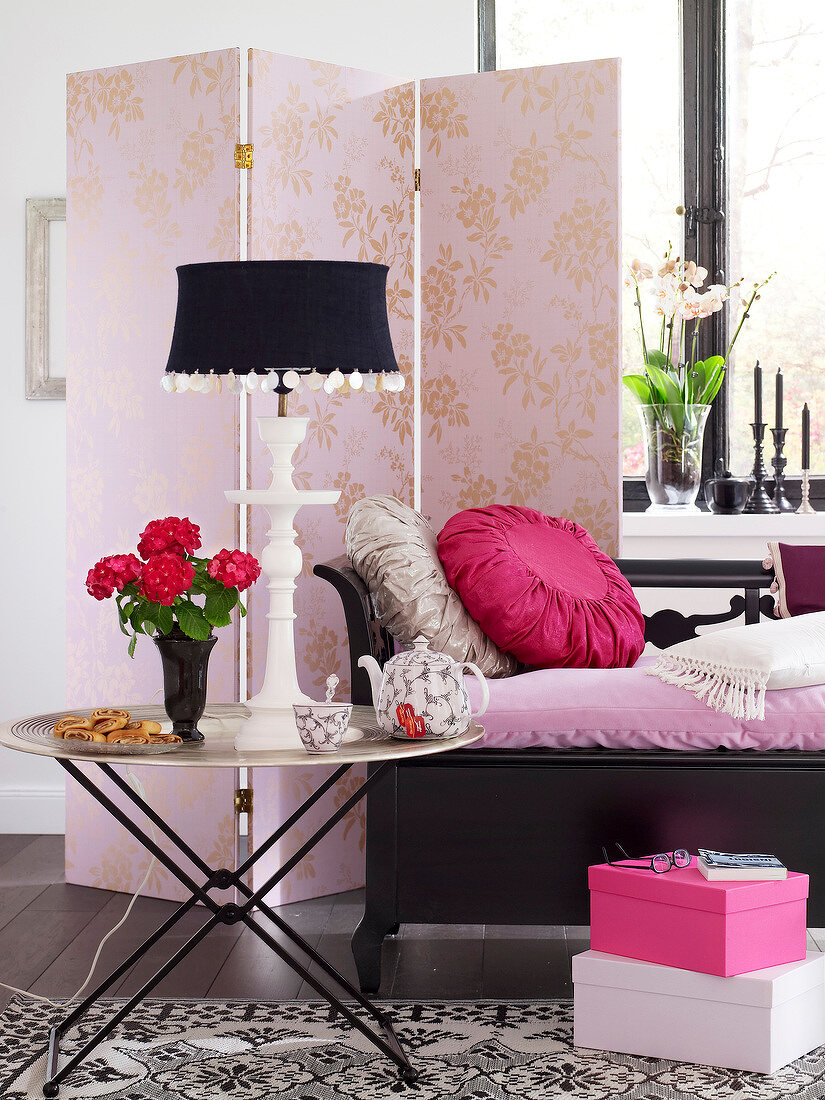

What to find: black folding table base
left=42, top=758, right=417, bottom=1097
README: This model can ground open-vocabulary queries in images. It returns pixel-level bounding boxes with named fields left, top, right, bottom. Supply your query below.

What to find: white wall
left=0, top=0, right=476, bottom=832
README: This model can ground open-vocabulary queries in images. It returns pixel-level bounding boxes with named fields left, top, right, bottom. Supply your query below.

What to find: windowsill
left=623, top=511, right=825, bottom=539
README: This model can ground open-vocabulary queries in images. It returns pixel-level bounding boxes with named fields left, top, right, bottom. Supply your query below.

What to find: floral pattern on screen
left=420, top=63, right=621, bottom=555
left=245, top=52, right=414, bottom=903
left=65, top=52, right=241, bottom=901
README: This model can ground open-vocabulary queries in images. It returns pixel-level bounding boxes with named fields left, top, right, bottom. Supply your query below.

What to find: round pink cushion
left=437, top=506, right=645, bottom=669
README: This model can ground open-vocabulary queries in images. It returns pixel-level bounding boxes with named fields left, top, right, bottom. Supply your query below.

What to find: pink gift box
left=589, top=857, right=808, bottom=976
left=573, top=949, right=825, bottom=1074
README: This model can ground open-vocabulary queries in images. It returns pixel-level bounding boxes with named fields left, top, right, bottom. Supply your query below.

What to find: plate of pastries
left=41, top=708, right=186, bottom=754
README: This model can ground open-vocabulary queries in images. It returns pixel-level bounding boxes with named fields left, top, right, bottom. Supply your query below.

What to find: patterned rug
left=2, top=997, right=825, bottom=1099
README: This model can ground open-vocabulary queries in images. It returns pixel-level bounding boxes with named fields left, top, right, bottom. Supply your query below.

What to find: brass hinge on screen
left=414, top=168, right=420, bottom=192
left=234, top=787, right=253, bottom=814
left=235, top=143, right=254, bottom=169
left=678, top=203, right=724, bottom=239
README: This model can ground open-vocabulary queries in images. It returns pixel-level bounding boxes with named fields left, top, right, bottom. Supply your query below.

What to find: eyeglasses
left=602, top=842, right=691, bottom=874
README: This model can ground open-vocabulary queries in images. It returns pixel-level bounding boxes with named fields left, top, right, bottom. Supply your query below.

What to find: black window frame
left=479, top=0, right=825, bottom=512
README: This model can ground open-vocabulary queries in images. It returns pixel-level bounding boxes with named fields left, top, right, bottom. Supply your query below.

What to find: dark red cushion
left=768, top=541, right=825, bottom=617
left=437, top=506, right=645, bottom=669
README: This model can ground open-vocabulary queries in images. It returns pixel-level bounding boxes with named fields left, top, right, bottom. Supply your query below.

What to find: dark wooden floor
left=1, top=835, right=824, bottom=1012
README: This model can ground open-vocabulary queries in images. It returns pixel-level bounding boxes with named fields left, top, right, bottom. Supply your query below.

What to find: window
left=482, top=0, right=825, bottom=505
left=492, top=0, right=683, bottom=478
left=727, top=1, right=825, bottom=475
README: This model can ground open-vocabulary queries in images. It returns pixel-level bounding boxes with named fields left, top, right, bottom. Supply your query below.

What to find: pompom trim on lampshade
left=160, top=369, right=406, bottom=395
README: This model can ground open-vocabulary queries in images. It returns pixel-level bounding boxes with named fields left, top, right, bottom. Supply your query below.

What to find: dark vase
left=154, top=626, right=217, bottom=743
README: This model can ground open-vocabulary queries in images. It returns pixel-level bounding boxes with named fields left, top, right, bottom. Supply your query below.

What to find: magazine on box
left=697, top=849, right=787, bottom=881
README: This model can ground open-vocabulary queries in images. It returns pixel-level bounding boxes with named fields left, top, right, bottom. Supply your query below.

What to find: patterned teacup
left=293, top=703, right=353, bottom=753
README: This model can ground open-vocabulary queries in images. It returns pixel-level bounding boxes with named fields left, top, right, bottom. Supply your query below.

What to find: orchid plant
left=623, top=244, right=773, bottom=437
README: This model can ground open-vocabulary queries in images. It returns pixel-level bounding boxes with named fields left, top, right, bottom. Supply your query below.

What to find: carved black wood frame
left=315, top=555, right=775, bottom=705
left=314, top=556, right=825, bottom=994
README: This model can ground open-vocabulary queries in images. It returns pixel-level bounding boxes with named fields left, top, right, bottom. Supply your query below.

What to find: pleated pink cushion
left=437, top=505, right=645, bottom=669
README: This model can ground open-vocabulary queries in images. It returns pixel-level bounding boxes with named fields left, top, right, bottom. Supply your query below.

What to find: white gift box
left=573, top=949, right=825, bottom=1074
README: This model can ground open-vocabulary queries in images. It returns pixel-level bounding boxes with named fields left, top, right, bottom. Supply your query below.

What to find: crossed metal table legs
left=42, top=758, right=415, bottom=1097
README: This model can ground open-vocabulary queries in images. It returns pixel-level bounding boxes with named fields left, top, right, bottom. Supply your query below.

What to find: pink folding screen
left=64, top=50, right=622, bottom=907
left=65, top=51, right=241, bottom=899
left=420, top=61, right=622, bottom=555
left=245, top=51, right=415, bottom=902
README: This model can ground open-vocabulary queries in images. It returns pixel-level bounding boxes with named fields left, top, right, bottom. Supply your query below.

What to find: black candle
left=802, top=403, right=811, bottom=470
left=775, top=367, right=783, bottom=429
left=754, top=361, right=762, bottom=424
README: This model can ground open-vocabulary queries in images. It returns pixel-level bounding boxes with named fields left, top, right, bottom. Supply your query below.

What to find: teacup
left=293, top=703, right=353, bottom=753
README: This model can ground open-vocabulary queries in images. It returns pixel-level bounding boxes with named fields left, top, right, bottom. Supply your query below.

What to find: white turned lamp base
left=226, top=415, right=339, bottom=751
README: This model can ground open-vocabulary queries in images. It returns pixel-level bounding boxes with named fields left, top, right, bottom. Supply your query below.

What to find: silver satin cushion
left=345, top=495, right=517, bottom=678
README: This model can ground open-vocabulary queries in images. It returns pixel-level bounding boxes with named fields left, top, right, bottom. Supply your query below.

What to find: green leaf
left=703, top=362, right=726, bottom=404
left=115, top=596, right=131, bottom=636
left=622, top=374, right=652, bottom=403
left=127, top=633, right=138, bottom=659
left=140, top=601, right=159, bottom=625
left=204, top=587, right=238, bottom=628
left=156, top=605, right=174, bottom=635
left=645, top=364, right=683, bottom=407
left=690, top=360, right=707, bottom=397
left=175, top=602, right=212, bottom=641
left=645, top=349, right=671, bottom=369
left=129, top=604, right=146, bottom=633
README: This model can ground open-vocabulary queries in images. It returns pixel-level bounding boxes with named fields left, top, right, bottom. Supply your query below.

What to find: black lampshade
left=165, top=260, right=399, bottom=381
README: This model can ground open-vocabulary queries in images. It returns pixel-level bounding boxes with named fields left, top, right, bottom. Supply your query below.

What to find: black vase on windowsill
left=154, top=626, right=217, bottom=743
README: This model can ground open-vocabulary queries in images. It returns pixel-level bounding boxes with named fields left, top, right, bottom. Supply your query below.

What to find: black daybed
left=315, top=555, right=825, bottom=994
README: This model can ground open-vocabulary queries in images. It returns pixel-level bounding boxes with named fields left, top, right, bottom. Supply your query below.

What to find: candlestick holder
left=797, top=470, right=817, bottom=514
left=769, top=427, right=795, bottom=512
left=744, top=422, right=780, bottom=514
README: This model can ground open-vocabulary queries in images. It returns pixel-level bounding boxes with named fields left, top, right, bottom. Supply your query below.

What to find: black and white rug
left=2, top=997, right=825, bottom=1099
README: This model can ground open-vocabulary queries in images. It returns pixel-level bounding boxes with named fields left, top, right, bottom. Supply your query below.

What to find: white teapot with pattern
left=358, top=637, right=490, bottom=740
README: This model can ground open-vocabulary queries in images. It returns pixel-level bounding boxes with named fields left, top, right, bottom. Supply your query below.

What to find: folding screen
left=65, top=51, right=621, bottom=905
left=245, top=51, right=415, bottom=903
left=420, top=61, right=622, bottom=555
left=66, top=52, right=241, bottom=899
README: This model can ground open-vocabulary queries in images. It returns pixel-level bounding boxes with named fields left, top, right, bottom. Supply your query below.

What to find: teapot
left=358, top=637, right=490, bottom=740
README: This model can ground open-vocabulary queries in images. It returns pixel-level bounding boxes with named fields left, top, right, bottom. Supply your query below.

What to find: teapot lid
left=390, top=637, right=452, bottom=670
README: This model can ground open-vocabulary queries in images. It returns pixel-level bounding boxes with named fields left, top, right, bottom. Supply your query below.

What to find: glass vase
left=637, top=403, right=711, bottom=512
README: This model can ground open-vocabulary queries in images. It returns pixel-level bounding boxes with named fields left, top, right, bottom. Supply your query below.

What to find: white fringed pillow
left=345, top=495, right=517, bottom=678
left=649, top=610, right=825, bottom=719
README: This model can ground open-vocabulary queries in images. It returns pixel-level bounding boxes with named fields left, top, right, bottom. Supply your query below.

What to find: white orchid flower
left=682, top=260, right=708, bottom=288
left=629, top=258, right=654, bottom=281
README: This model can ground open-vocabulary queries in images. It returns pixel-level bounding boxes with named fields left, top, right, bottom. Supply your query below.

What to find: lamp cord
left=0, top=767, right=158, bottom=1007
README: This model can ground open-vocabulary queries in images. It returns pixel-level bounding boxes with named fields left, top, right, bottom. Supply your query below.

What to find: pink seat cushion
left=466, top=656, right=825, bottom=751
left=437, top=506, right=645, bottom=669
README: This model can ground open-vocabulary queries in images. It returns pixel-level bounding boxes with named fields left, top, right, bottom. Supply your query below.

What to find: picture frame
left=26, top=197, right=66, bottom=400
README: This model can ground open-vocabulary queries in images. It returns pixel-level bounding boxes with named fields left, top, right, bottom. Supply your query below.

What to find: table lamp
left=163, top=260, right=404, bottom=748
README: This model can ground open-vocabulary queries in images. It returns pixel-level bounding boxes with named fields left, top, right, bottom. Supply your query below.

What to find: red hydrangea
left=207, top=549, right=262, bottom=592
left=137, top=551, right=195, bottom=606
left=137, top=516, right=201, bottom=560
left=86, top=554, right=142, bottom=601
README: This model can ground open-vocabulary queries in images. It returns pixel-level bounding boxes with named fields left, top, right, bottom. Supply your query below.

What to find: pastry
left=106, top=731, right=150, bottom=745
left=63, top=728, right=97, bottom=742
left=91, top=709, right=130, bottom=734
left=91, top=708, right=131, bottom=724
left=124, top=720, right=163, bottom=736
left=147, top=733, right=184, bottom=744
left=92, top=716, right=129, bottom=736
left=53, top=716, right=94, bottom=738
